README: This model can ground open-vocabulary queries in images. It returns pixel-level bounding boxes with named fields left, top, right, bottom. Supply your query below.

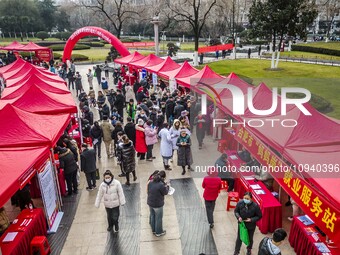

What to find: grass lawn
left=297, top=42, right=340, bottom=50
left=205, top=59, right=340, bottom=119
left=264, top=51, right=340, bottom=61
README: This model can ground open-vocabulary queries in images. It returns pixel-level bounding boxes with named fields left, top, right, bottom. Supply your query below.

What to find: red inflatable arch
left=62, top=26, right=130, bottom=62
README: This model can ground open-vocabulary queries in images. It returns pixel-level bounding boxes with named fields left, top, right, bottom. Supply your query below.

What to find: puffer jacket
left=58, top=148, right=78, bottom=175
left=95, top=179, right=126, bottom=209
left=116, top=141, right=136, bottom=173
left=144, top=124, right=158, bottom=145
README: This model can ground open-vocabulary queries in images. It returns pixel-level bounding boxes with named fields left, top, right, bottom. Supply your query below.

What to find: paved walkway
left=59, top=64, right=296, bottom=255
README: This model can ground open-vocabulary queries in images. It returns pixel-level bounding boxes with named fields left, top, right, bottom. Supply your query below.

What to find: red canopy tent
left=4, top=65, right=64, bottom=85
left=19, top=42, right=49, bottom=51
left=144, top=56, right=180, bottom=74
left=175, top=65, right=225, bottom=88
left=114, top=51, right=145, bottom=65
left=0, top=41, right=25, bottom=51
left=216, top=72, right=253, bottom=98
left=0, top=58, right=27, bottom=74
left=2, top=75, right=69, bottom=99
left=0, top=146, right=50, bottom=207
left=129, top=54, right=164, bottom=69
left=0, top=85, right=77, bottom=114
left=158, top=61, right=199, bottom=80
left=0, top=104, right=71, bottom=148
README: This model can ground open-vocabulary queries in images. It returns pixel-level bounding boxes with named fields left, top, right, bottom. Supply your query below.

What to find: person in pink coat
left=144, top=120, right=158, bottom=161
left=135, top=119, right=147, bottom=160
left=202, top=166, right=222, bottom=228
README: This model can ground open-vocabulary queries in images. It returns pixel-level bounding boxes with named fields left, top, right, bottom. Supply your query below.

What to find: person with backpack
left=234, top=192, right=262, bottom=255
left=258, top=228, right=287, bottom=255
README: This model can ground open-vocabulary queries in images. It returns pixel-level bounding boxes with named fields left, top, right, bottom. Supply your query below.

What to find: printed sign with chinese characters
left=235, top=126, right=340, bottom=243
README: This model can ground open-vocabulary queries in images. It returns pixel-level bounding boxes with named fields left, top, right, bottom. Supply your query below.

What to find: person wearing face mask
left=95, top=170, right=126, bottom=232
left=234, top=192, right=262, bottom=255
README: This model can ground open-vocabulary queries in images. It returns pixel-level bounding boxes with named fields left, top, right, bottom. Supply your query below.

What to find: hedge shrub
left=78, top=42, right=104, bottom=47
left=71, top=54, right=89, bottom=61
left=49, top=44, right=90, bottom=51
left=37, top=41, right=65, bottom=47
left=54, top=52, right=62, bottom=59
left=292, top=45, right=340, bottom=57
left=120, top=38, right=141, bottom=43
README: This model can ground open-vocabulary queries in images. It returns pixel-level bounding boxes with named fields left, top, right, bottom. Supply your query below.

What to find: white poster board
left=169, top=78, right=177, bottom=93
left=38, top=160, right=58, bottom=229
left=152, top=73, right=158, bottom=87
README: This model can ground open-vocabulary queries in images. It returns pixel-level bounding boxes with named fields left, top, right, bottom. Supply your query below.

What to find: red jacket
left=202, top=176, right=222, bottom=201
left=135, top=125, right=147, bottom=153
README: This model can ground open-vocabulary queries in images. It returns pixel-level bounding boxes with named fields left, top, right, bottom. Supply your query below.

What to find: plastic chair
left=226, top=191, right=239, bottom=211
left=30, top=236, right=51, bottom=255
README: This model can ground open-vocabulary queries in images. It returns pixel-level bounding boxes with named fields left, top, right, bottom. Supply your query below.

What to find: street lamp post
left=151, top=15, right=160, bottom=56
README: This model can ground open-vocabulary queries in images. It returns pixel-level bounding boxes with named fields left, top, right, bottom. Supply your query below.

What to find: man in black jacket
left=124, top=117, right=136, bottom=146
left=165, top=96, right=175, bottom=124
left=80, top=143, right=97, bottom=191
left=114, top=89, right=125, bottom=120
left=258, top=228, right=287, bottom=255
left=234, top=192, right=262, bottom=255
left=147, top=171, right=169, bottom=237
left=173, top=101, right=185, bottom=119
left=90, top=121, right=103, bottom=158
left=57, top=146, right=79, bottom=196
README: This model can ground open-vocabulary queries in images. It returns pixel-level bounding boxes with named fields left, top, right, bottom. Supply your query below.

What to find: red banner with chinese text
left=198, top=44, right=234, bottom=53
left=35, top=49, right=52, bottom=62
left=235, top=125, right=340, bottom=243
left=123, top=42, right=155, bottom=48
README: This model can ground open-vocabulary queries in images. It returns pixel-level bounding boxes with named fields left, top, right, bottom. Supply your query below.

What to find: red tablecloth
left=226, top=150, right=282, bottom=234
left=221, top=128, right=239, bottom=151
left=0, top=208, right=47, bottom=255
left=289, top=216, right=340, bottom=255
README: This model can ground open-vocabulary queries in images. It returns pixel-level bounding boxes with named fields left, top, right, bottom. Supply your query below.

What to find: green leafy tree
left=248, top=0, right=317, bottom=68
left=35, top=0, right=57, bottom=31
left=0, top=0, right=43, bottom=33
left=36, top=31, right=49, bottom=40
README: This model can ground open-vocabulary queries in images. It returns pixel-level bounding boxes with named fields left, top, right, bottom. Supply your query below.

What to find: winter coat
left=202, top=176, right=222, bottom=201
left=258, top=237, right=282, bottom=255
left=80, top=148, right=96, bottom=173
left=158, top=128, right=173, bottom=158
left=125, top=86, right=135, bottom=103
left=173, top=104, right=185, bottom=119
left=111, top=125, right=124, bottom=144
left=0, top=209, right=9, bottom=233
left=124, top=122, right=136, bottom=146
left=135, top=125, right=147, bottom=153
left=97, top=95, right=106, bottom=106
left=101, top=80, right=108, bottom=90
left=90, top=125, right=103, bottom=142
left=101, top=120, right=114, bottom=142
left=126, top=103, right=137, bottom=120
left=234, top=200, right=262, bottom=230
left=59, top=148, right=78, bottom=175
left=147, top=179, right=169, bottom=208
left=95, top=179, right=126, bottom=209
left=165, top=100, right=175, bottom=117
left=176, top=135, right=192, bottom=166
left=116, top=141, right=136, bottom=173
left=194, top=116, right=206, bottom=140
left=215, top=156, right=232, bottom=179
left=114, top=94, right=125, bottom=110
left=144, top=124, right=158, bottom=146
left=75, top=74, right=82, bottom=90
left=169, top=126, right=181, bottom=150
left=149, top=112, right=157, bottom=125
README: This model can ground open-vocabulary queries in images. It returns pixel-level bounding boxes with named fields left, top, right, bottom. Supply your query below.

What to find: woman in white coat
left=125, top=85, right=135, bottom=105
left=158, top=123, right=173, bottom=170
left=95, top=170, right=126, bottom=232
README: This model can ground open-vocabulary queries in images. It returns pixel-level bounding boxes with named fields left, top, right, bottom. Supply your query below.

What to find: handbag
left=239, top=221, right=250, bottom=246
left=95, top=168, right=100, bottom=180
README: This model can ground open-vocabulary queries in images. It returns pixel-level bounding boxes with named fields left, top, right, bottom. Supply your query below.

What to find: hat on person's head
left=138, top=119, right=144, bottom=126
left=181, top=110, right=189, bottom=117
left=180, top=128, right=187, bottom=134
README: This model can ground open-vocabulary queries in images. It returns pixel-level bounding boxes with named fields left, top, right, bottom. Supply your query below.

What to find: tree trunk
left=275, top=34, right=284, bottom=68
left=193, top=31, right=199, bottom=66
left=271, top=51, right=276, bottom=69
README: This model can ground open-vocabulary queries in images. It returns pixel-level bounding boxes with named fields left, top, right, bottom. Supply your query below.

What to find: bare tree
left=166, top=0, right=218, bottom=65
left=319, top=0, right=340, bottom=39
left=81, top=0, right=141, bottom=38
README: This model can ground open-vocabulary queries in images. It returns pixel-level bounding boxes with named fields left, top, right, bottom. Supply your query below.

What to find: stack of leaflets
left=304, top=227, right=317, bottom=235
left=314, top=242, right=331, bottom=253
left=254, top=189, right=265, bottom=195
left=297, top=215, right=314, bottom=226
left=250, top=184, right=261, bottom=189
